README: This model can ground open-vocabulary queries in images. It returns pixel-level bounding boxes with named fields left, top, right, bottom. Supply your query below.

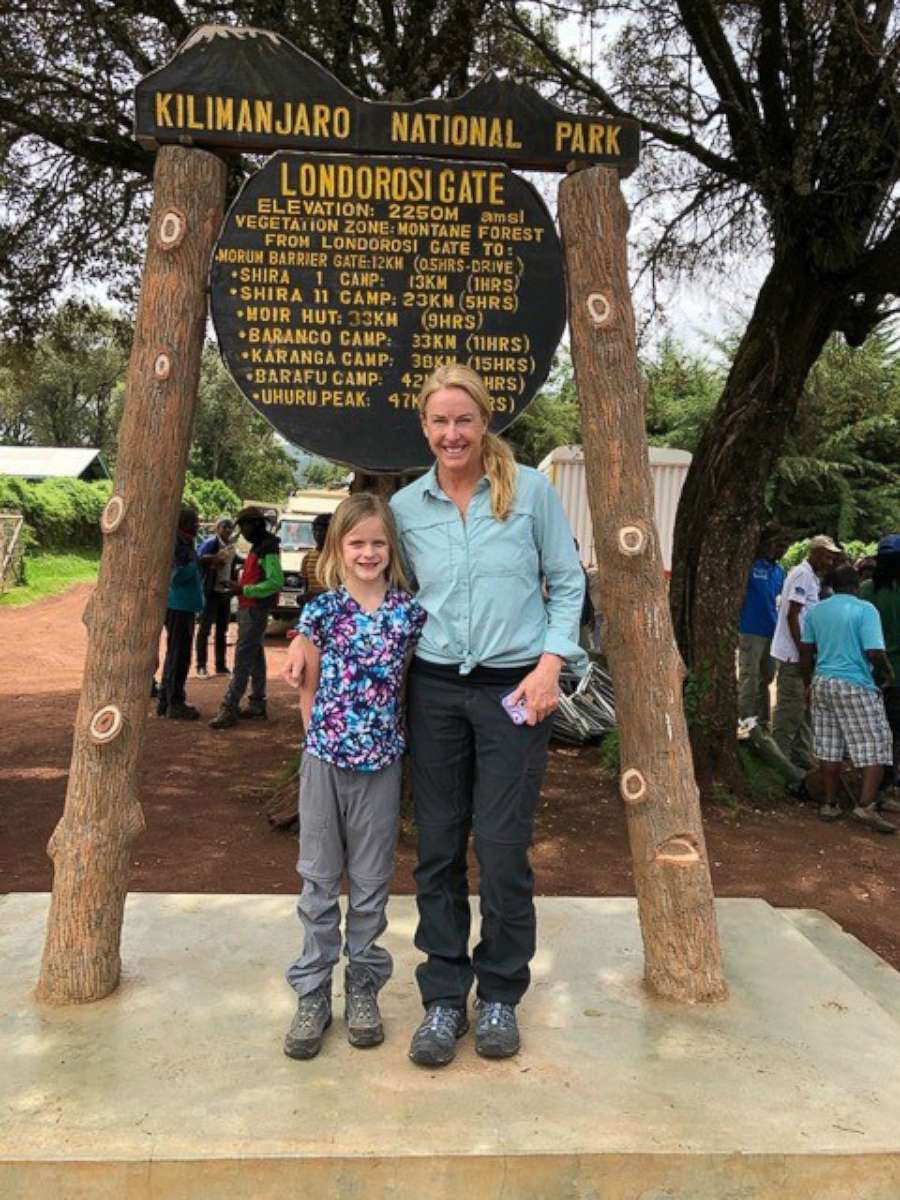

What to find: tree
left=190, top=347, right=297, bottom=501
left=509, top=0, right=900, bottom=792
left=644, top=338, right=723, bottom=453
left=766, top=332, right=900, bottom=540
left=0, top=0, right=523, bottom=333
left=303, top=458, right=349, bottom=488
left=504, top=351, right=582, bottom=466
left=0, top=300, right=130, bottom=457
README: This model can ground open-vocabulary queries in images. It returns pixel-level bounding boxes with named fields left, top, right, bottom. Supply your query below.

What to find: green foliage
left=781, top=538, right=877, bottom=570
left=765, top=334, right=900, bottom=541
left=596, top=729, right=620, bottom=776
left=189, top=347, right=297, bottom=502
left=182, top=473, right=241, bottom=522
left=504, top=351, right=581, bottom=467
left=643, top=339, right=723, bottom=452
left=0, top=300, right=130, bottom=456
left=0, top=549, right=100, bottom=607
left=303, top=458, right=349, bottom=488
left=0, top=475, right=111, bottom=549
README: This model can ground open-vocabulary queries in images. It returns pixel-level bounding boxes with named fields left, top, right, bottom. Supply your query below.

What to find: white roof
left=537, top=444, right=692, bottom=471
left=0, top=446, right=108, bottom=479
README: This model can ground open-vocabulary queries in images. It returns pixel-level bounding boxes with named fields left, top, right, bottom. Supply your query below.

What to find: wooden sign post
left=37, top=146, right=226, bottom=1003
left=38, top=24, right=724, bottom=1006
left=559, top=166, right=726, bottom=1002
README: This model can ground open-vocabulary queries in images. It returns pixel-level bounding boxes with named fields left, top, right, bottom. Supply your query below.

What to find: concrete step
left=3, top=893, right=900, bottom=1199
left=783, top=906, right=900, bottom=1029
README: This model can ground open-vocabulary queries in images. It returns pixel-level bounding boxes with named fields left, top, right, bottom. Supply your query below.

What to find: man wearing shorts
left=800, top=564, right=896, bottom=833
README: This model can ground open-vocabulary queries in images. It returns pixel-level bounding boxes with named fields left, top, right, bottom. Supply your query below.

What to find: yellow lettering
left=254, top=99, right=273, bottom=134
left=237, top=99, right=253, bottom=133
left=215, top=96, right=234, bottom=130
left=155, top=92, right=173, bottom=127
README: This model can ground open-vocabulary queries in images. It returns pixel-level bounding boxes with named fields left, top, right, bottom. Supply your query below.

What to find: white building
left=537, top=444, right=692, bottom=574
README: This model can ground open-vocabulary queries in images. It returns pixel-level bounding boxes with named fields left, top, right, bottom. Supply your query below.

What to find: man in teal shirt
left=800, top=564, right=895, bottom=832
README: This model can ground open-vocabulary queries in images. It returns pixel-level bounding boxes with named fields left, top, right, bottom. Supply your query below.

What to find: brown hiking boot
left=209, top=703, right=239, bottom=729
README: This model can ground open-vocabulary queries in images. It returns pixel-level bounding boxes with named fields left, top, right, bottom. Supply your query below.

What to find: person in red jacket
left=210, top=506, right=284, bottom=729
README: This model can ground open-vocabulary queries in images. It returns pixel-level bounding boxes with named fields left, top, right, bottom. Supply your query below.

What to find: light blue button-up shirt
left=390, top=463, right=587, bottom=675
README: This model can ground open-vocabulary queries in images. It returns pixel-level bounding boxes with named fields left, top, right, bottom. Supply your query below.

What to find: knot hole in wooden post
left=587, top=292, right=612, bottom=327
left=617, top=523, right=647, bottom=556
left=655, top=833, right=701, bottom=867
left=100, top=495, right=126, bottom=534
left=154, top=353, right=171, bottom=380
left=88, top=704, right=124, bottom=746
left=620, top=768, right=647, bottom=805
left=157, top=208, right=187, bottom=251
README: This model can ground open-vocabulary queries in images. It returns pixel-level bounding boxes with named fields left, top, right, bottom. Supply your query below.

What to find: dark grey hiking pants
left=223, top=605, right=268, bottom=708
left=408, top=667, right=553, bottom=1009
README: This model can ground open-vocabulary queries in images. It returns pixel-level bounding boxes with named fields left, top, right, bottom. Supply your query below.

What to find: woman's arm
left=296, top=636, right=321, bottom=730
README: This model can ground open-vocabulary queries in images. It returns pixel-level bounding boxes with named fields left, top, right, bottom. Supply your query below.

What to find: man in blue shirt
left=800, top=564, right=895, bottom=832
left=738, top=527, right=789, bottom=724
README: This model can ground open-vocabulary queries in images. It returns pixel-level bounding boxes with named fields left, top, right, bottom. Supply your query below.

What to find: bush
left=182, top=473, right=241, bottom=521
left=0, top=476, right=112, bottom=549
left=781, top=538, right=877, bottom=570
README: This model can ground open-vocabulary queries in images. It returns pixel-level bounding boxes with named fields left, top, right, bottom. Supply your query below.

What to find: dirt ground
left=2, top=584, right=899, bottom=970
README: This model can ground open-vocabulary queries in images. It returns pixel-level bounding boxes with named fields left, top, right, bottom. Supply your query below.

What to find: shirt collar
left=422, top=463, right=489, bottom=501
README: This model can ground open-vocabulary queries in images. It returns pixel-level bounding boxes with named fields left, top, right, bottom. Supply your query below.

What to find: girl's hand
left=282, top=634, right=307, bottom=689
left=508, top=654, right=562, bottom=726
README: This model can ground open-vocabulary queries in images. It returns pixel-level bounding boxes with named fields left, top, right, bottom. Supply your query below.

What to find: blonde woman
left=282, top=494, right=426, bottom=1060
left=390, top=363, right=586, bottom=1067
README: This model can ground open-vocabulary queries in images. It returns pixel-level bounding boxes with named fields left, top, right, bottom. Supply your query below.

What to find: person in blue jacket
left=737, top=526, right=789, bottom=724
left=157, top=505, right=204, bottom=720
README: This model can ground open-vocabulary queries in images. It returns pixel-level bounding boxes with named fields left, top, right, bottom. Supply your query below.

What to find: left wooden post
left=37, top=146, right=227, bottom=1004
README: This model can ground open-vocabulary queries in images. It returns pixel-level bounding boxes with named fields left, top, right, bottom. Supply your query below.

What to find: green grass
left=0, top=549, right=101, bottom=607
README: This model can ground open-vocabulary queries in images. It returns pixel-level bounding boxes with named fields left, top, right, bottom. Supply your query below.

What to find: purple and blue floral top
left=297, top=586, right=426, bottom=772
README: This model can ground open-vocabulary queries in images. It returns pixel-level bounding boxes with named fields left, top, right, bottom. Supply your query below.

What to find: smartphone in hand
left=501, top=692, right=529, bottom=726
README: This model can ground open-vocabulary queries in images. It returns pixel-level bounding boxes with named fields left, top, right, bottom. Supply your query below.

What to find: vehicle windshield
left=278, top=518, right=315, bottom=552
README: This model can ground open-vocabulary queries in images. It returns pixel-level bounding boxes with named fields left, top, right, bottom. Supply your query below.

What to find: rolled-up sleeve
left=533, top=476, right=588, bottom=673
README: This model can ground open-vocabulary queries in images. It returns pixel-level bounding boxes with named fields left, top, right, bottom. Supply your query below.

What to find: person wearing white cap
left=770, top=534, right=841, bottom=770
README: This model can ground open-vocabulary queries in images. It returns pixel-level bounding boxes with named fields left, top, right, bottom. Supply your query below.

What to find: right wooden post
left=559, top=165, right=727, bottom=1003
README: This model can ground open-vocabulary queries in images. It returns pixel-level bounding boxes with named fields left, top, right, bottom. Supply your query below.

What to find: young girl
left=283, top=493, right=425, bottom=1060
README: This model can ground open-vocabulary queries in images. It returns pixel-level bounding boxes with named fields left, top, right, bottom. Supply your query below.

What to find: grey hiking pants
left=772, top=659, right=815, bottom=770
left=737, top=633, right=775, bottom=724
left=286, top=754, right=401, bottom=998
left=224, top=605, right=267, bottom=709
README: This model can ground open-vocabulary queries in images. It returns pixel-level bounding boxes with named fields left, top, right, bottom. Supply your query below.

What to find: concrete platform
left=3, top=894, right=900, bottom=1199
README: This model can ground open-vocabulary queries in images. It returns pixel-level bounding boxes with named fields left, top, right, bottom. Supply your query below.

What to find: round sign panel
left=210, top=153, right=566, bottom=472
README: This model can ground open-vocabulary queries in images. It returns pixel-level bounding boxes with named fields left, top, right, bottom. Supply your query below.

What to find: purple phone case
left=501, top=692, right=529, bottom=725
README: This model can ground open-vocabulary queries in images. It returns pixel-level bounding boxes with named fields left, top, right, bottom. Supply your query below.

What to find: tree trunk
left=559, top=166, right=726, bottom=1003
left=36, top=146, right=227, bottom=1004
left=669, top=253, right=843, bottom=796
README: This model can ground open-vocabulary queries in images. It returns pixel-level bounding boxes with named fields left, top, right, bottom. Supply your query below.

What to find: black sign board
left=210, top=152, right=566, bottom=471
left=135, top=26, right=639, bottom=175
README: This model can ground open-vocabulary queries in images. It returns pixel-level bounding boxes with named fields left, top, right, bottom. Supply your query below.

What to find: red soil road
left=1, top=584, right=899, bottom=969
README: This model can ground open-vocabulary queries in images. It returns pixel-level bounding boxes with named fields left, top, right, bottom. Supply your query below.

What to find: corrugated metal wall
left=539, top=448, right=691, bottom=573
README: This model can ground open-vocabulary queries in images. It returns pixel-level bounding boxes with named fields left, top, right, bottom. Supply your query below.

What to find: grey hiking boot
left=408, top=1004, right=469, bottom=1067
left=238, top=700, right=268, bottom=720
left=284, top=984, right=332, bottom=1060
left=852, top=804, right=897, bottom=835
left=209, top=703, right=239, bottom=729
left=345, top=972, right=384, bottom=1048
left=474, top=1000, right=520, bottom=1059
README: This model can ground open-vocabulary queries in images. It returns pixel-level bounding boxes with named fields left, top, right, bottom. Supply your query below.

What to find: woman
left=283, top=363, right=586, bottom=1067
left=390, top=363, right=586, bottom=1067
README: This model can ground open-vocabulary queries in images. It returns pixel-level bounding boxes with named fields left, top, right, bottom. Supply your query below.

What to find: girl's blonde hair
left=417, top=362, right=518, bottom=521
left=318, top=493, right=410, bottom=591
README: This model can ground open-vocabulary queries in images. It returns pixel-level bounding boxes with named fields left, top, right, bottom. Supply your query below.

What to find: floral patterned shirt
left=297, top=587, right=426, bottom=772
